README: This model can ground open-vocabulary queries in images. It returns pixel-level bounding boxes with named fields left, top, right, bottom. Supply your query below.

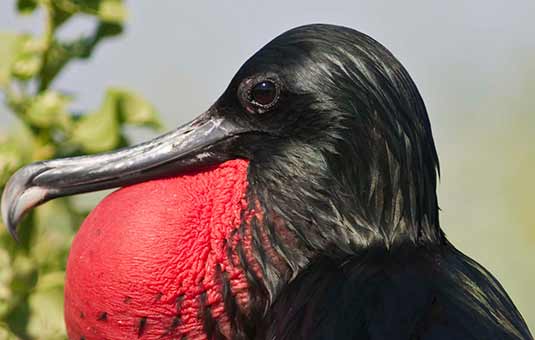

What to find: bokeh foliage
left=0, top=1, right=161, bottom=338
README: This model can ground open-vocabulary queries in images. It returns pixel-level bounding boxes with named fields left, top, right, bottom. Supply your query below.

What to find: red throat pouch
left=64, top=159, right=251, bottom=340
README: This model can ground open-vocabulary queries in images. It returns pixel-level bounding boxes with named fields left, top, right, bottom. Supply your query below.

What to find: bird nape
left=1, top=24, right=532, bottom=340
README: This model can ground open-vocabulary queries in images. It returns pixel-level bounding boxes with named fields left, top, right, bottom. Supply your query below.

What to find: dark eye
left=250, top=80, right=278, bottom=109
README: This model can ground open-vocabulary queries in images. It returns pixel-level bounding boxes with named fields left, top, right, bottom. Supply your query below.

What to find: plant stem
left=37, top=1, right=56, bottom=93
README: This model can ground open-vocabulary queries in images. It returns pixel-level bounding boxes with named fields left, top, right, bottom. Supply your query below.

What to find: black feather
left=261, top=244, right=531, bottom=340
left=209, top=24, right=532, bottom=339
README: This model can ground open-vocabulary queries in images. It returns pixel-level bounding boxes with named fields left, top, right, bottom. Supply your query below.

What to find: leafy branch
left=0, top=1, right=161, bottom=338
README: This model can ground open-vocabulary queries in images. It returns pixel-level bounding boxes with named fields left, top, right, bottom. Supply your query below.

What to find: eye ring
left=238, top=74, right=281, bottom=114
left=248, top=80, right=279, bottom=111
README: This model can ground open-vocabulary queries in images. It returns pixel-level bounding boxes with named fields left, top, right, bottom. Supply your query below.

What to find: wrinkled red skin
left=65, top=159, right=251, bottom=340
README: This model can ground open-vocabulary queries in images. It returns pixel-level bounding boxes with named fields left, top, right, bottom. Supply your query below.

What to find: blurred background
left=0, top=1, right=534, bottom=338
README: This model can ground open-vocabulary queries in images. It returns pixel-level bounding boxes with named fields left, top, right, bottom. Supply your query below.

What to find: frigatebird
left=1, top=24, right=533, bottom=340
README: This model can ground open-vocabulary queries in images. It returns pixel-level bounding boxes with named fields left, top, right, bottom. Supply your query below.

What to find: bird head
left=1, top=24, right=442, bottom=339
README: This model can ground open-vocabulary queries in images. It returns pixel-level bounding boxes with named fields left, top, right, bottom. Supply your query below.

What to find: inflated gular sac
left=64, top=160, right=253, bottom=340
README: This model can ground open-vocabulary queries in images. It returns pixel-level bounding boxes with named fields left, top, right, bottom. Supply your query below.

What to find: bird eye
left=249, top=80, right=279, bottom=110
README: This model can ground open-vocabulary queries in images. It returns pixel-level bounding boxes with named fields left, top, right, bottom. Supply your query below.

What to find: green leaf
left=4, top=298, right=31, bottom=340
left=0, top=126, right=57, bottom=187
left=0, top=249, right=13, bottom=318
left=11, top=35, right=44, bottom=81
left=50, top=2, right=73, bottom=28
left=10, top=255, right=38, bottom=296
left=70, top=88, right=161, bottom=153
left=0, top=138, right=23, bottom=188
left=0, top=33, right=23, bottom=87
left=26, top=91, right=72, bottom=129
left=27, top=272, right=66, bottom=340
left=39, top=31, right=114, bottom=89
left=31, top=199, right=75, bottom=271
left=96, top=21, right=123, bottom=39
left=98, top=0, right=127, bottom=23
left=0, top=323, right=19, bottom=340
left=0, top=34, right=43, bottom=85
left=70, top=92, right=121, bottom=153
left=51, top=0, right=126, bottom=23
left=0, top=126, right=38, bottom=187
left=110, top=88, right=162, bottom=128
left=38, top=38, right=89, bottom=89
left=16, top=0, right=38, bottom=14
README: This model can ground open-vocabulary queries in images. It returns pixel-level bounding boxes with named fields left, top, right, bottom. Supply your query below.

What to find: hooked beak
left=1, top=112, right=247, bottom=240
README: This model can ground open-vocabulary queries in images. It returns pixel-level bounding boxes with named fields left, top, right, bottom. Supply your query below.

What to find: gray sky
left=1, top=0, right=534, bottom=329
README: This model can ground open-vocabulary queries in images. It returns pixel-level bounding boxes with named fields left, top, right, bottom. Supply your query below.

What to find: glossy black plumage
left=211, top=24, right=532, bottom=339
left=261, top=245, right=531, bottom=339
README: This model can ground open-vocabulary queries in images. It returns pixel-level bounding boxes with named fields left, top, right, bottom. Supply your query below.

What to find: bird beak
left=1, top=112, right=246, bottom=240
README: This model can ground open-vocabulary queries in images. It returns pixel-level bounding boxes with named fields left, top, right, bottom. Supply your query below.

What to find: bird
left=1, top=24, right=533, bottom=340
